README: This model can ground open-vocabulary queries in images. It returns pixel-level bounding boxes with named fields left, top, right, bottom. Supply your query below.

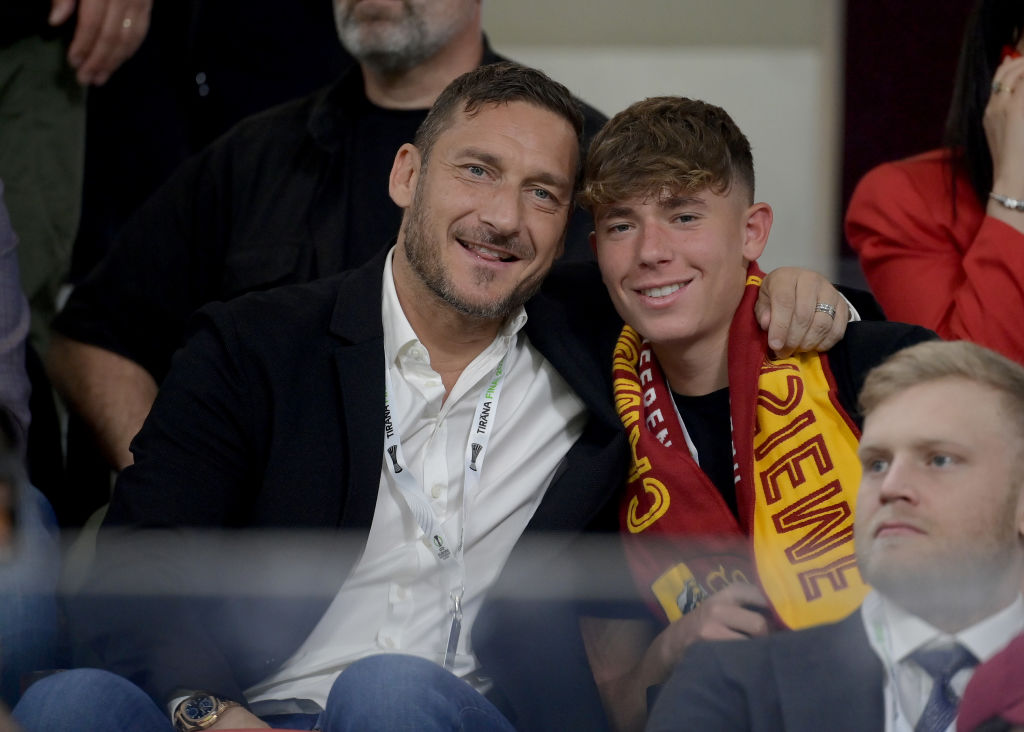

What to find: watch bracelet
left=173, top=692, right=241, bottom=731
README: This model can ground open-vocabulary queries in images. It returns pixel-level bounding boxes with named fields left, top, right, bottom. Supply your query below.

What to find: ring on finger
left=992, top=80, right=1012, bottom=94
left=122, top=17, right=133, bottom=29
left=814, top=302, right=837, bottom=320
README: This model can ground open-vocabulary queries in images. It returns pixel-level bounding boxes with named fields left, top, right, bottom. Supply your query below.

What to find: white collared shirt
left=245, top=248, right=587, bottom=707
left=862, top=590, right=1024, bottom=732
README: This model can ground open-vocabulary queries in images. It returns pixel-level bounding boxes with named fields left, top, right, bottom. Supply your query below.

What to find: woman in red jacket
left=846, top=0, right=1024, bottom=362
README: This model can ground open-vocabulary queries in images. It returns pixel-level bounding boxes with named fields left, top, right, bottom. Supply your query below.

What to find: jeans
left=0, top=484, right=59, bottom=706
left=13, top=655, right=516, bottom=731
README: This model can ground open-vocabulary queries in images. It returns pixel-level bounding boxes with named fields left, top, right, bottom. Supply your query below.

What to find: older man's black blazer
left=70, top=247, right=628, bottom=709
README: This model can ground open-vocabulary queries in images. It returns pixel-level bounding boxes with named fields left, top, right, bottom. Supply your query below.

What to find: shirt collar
left=381, top=247, right=528, bottom=369
left=870, top=591, right=1024, bottom=665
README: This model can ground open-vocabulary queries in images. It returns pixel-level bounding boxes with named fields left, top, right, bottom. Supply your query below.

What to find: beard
left=334, top=0, right=467, bottom=75
left=400, top=179, right=546, bottom=321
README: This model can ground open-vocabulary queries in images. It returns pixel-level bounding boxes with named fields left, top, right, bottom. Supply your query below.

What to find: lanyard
left=869, top=608, right=922, bottom=732
left=382, top=354, right=509, bottom=669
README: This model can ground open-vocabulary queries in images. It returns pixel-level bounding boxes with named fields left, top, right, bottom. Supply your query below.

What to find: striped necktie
left=910, top=643, right=978, bottom=732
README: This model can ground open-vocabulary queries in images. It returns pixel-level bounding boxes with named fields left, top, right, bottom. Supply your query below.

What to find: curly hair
left=578, top=96, right=754, bottom=211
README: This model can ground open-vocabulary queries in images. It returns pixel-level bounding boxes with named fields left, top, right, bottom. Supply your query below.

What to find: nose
left=636, top=221, right=672, bottom=267
left=478, top=182, right=522, bottom=236
left=876, top=457, right=918, bottom=505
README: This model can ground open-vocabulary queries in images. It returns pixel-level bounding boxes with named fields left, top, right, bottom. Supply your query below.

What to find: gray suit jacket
left=647, top=610, right=885, bottom=732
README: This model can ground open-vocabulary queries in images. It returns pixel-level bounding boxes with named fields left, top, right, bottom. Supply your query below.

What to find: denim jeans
left=0, top=484, right=59, bottom=706
left=14, top=655, right=516, bottom=731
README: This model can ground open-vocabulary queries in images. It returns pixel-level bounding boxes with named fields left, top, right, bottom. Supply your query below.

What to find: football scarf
left=612, top=263, right=869, bottom=629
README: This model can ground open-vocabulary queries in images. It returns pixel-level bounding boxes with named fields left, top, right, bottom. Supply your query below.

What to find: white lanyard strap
left=382, top=353, right=509, bottom=668
left=382, top=356, right=508, bottom=561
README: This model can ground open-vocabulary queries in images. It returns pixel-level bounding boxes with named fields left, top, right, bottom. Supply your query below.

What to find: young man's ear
left=1015, top=484, right=1024, bottom=539
left=389, top=143, right=421, bottom=209
left=741, top=202, right=773, bottom=261
left=588, top=230, right=598, bottom=255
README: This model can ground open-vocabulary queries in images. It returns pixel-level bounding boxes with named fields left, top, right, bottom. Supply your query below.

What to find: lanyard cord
left=382, top=355, right=509, bottom=668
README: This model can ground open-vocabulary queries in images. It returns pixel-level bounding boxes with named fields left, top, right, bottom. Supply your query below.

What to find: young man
left=576, top=97, right=934, bottom=730
left=648, top=340, right=1024, bottom=731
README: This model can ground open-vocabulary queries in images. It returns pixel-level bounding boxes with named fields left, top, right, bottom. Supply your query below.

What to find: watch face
left=183, top=695, right=216, bottom=721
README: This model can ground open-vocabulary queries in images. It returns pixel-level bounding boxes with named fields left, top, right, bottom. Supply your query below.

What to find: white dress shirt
left=245, top=248, right=587, bottom=707
left=862, top=590, right=1024, bottom=732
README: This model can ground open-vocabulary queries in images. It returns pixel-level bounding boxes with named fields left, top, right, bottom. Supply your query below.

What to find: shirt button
left=195, top=71, right=210, bottom=97
left=431, top=484, right=443, bottom=499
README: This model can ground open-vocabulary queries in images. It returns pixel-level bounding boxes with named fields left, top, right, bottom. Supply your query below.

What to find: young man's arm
left=581, top=583, right=769, bottom=732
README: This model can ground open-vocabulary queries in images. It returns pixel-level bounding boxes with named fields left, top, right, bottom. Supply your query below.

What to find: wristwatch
left=173, top=692, right=240, bottom=731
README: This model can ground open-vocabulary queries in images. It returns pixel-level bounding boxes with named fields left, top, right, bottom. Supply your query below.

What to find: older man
left=19, top=60, right=606, bottom=732
left=47, top=0, right=606, bottom=477
left=647, top=339, right=1024, bottom=732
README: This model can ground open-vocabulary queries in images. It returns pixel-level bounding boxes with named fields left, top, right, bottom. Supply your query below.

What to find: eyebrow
left=597, top=195, right=708, bottom=222
left=657, top=194, right=708, bottom=210
left=857, top=437, right=967, bottom=458
left=598, top=204, right=636, bottom=221
left=454, top=147, right=572, bottom=191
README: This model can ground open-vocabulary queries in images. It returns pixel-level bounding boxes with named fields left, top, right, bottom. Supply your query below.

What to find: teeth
left=465, top=242, right=514, bottom=261
left=641, top=283, right=683, bottom=298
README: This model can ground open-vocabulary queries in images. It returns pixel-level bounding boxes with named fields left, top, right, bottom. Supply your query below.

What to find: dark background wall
left=840, top=0, right=974, bottom=273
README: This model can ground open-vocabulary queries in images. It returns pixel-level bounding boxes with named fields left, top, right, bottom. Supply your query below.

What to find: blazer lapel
left=774, top=610, right=885, bottom=732
left=524, top=272, right=621, bottom=431
left=329, top=249, right=388, bottom=529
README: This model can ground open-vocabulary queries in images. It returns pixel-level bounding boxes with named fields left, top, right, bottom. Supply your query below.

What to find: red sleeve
left=846, top=157, right=1024, bottom=362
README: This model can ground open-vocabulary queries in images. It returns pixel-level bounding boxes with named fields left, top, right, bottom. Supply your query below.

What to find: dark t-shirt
left=672, top=387, right=737, bottom=517
left=344, top=102, right=427, bottom=257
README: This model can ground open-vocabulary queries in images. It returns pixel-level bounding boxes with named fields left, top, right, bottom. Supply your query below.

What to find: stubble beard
left=856, top=500, right=1022, bottom=624
left=401, top=181, right=545, bottom=322
left=334, top=0, right=464, bottom=75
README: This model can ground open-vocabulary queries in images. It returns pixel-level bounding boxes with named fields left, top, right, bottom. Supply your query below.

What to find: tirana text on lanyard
left=382, top=356, right=508, bottom=670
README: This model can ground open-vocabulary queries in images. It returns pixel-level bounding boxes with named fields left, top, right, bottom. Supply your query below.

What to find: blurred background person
left=47, top=0, right=352, bottom=527
left=846, top=0, right=1024, bottom=363
left=0, top=181, right=60, bottom=709
left=0, top=0, right=152, bottom=355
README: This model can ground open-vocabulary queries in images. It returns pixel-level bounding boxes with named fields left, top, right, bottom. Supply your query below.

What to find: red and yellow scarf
left=613, top=263, right=869, bottom=630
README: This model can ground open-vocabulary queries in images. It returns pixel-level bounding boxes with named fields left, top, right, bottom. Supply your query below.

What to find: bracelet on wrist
left=989, top=191, right=1024, bottom=212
